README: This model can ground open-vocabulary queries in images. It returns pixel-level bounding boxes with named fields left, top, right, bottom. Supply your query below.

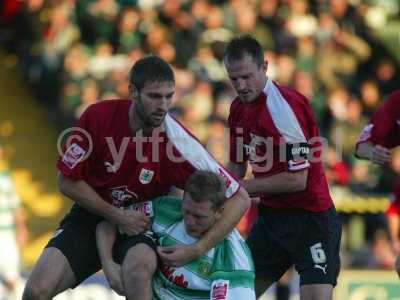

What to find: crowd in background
left=1, top=0, right=400, bottom=271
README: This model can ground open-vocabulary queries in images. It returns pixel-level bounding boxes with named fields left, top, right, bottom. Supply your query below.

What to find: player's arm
left=58, top=173, right=150, bottom=235
left=355, top=141, right=391, bottom=166
left=95, top=221, right=125, bottom=296
left=355, top=93, right=398, bottom=165
left=159, top=187, right=250, bottom=267
left=226, top=161, right=247, bottom=179
left=198, top=186, right=250, bottom=250
left=57, top=106, right=150, bottom=235
left=240, top=168, right=308, bottom=195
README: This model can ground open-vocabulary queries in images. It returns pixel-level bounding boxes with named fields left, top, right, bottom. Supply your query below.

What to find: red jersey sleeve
left=356, top=90, right=400, bottom=150
left=57, top=105, right=98, bottom=180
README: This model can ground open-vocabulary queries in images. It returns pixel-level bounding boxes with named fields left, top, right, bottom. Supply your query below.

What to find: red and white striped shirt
left=228, top=79, right=332, bottom=212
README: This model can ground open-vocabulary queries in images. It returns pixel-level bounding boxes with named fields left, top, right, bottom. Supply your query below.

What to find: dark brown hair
left=129, top=55, right=175, bottom=92
left=185, top=170, right=226, bottom=209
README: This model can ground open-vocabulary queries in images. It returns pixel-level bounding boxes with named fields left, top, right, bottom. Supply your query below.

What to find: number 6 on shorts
left=310, top=242, right=326, bottom=264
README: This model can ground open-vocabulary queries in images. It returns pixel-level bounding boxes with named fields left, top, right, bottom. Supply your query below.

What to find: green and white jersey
left=0, top=170, right=20, bottom=233
left=151, top=196, right=255, bottom=300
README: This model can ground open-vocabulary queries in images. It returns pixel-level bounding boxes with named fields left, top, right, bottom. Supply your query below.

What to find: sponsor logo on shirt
left=211, top=279, right=229, bottom=300
left=125, top=201, right=154, bottom=217
left=139, top=168, right=154, bottom=184
left=62, top=143, right=86, bottom=169
left=109, top=186, right=139, bottom=207
left=161, top=265, right=189, bottom=288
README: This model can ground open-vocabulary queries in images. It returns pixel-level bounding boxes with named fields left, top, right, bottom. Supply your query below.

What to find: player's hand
left=157, top=244, right=200, bottom=267
left=116, top=210, right=151, bottom=236
left=103, top=260, right=125, bottom=296
left=371, top=145, right=391, bottom=165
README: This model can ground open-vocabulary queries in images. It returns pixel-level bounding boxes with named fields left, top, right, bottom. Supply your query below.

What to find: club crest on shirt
left=139, top=168, right=154, bottom=184
left=244, top=133, right=268, bottom=161
left=198, top=260, right=211, bottom=277
left=109, top=186, right=139, bottom=207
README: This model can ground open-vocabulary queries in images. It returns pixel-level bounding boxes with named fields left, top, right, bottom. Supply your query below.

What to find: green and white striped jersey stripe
left=151, top=197, right=255, bottom=300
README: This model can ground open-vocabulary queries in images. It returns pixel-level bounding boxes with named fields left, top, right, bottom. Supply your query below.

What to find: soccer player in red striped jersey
left=224, top=35, right=341, bottom=300
left=23, top=56, right=250, bottom=300
left=355, top=89, right=400, bottom=276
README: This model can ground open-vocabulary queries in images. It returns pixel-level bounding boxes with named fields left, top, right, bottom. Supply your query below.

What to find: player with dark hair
left=224, top=35, right=342, bottom=300
left=355, top=89, right=400, bottom=276
left=23, top=55, right=250, bottom=300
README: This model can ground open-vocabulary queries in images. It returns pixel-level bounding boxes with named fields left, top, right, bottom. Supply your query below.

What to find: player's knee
left=22, top=281, right=50, bottom=300
left=123, top=258, right=157, bottom=283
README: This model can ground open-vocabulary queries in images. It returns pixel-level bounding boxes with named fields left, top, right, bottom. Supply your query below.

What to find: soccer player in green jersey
left=96, top=170, right=255, bottom=300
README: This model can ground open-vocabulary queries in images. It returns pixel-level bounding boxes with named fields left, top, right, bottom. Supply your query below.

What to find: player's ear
left=263, top=60, right=268, bottom=72
left=215, top=206, right=224, bottom=220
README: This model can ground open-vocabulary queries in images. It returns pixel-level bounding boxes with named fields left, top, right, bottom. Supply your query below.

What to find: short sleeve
left=280, top=94, right=314, bottom=173
left=356, top=94, right=398, bottom=149
left=57, top=105, right=97, bottom=180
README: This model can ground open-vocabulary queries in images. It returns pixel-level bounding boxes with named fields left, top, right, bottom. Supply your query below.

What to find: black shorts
left=247, top=205, right=342, bottom=286
left=45, top=204, right=157, bottom=286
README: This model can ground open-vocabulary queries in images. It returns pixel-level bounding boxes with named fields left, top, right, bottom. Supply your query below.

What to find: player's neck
left=258, top=76, right=268, bottom=98
left=129, top=105, right=155, bottom=137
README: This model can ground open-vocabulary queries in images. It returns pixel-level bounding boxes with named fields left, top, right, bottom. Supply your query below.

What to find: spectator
left=0, top=145, right=28, bottom=300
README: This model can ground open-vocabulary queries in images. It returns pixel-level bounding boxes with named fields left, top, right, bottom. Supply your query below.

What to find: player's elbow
left=237, top=187, right=251, bottom=210
left=57, top=173, right=75, bottom=196
left=57, top=173, right=67, bottom=195
left=287, top=170, right=308, bottom=192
